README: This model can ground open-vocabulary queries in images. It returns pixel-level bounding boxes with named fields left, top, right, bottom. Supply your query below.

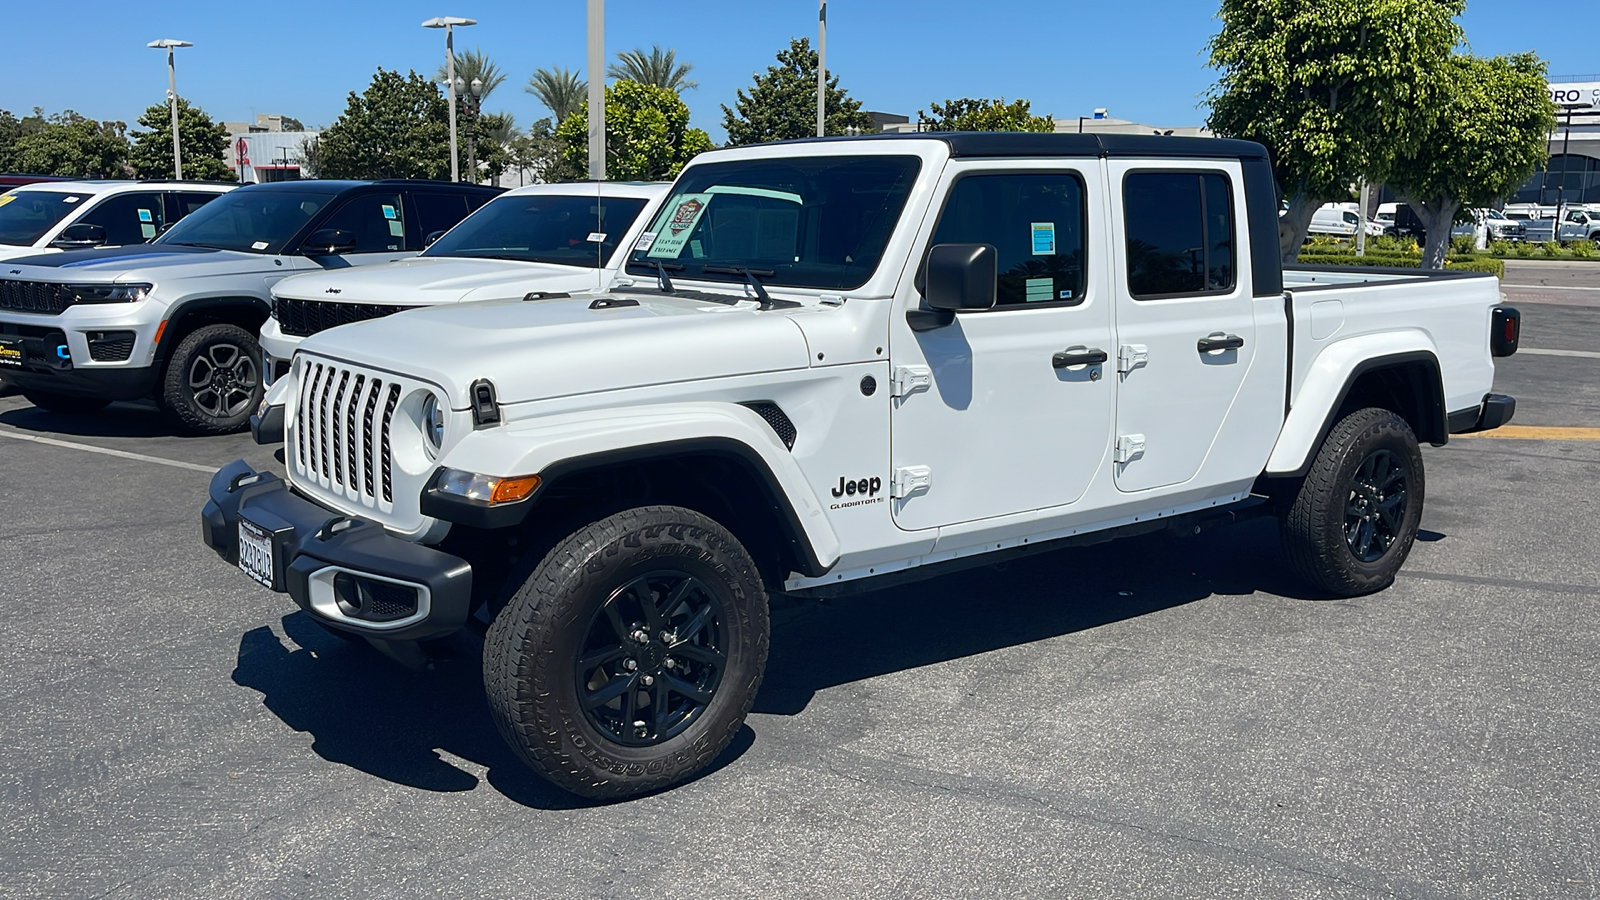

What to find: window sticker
left=1024, top=277, right=1054, bottom=302
left=140, top=223, right=156, bottom=239
left=137, top=208, right=153, bottom=223
left=634, top=231, right=657, bottom=252
left=645, top=193, right=713, bottom=259
left=251, top=241, right=269, bottom=250
left=0, top=196, right=14, bottom=208
left=388, top=219, right=405, bottom=237
left=689, top=239, right=704, bottom=258
left=1060, top=289, right=1074, bottom=300
left=1031, top=222, right=1056, bottom=256
left=586, top=232, right=607, bottom=243
left=63, top=196, right=80, bottom=203
left=381, top=204, right=398, bottom=220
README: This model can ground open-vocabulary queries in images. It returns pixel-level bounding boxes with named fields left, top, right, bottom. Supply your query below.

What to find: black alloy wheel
left=576, top=571, right=728, bottom=747
left=1344, top=448, right=1409, bottom=563
left=161, top=323, right=264, bottom=435
left=187, top=339, right=258, bottom=420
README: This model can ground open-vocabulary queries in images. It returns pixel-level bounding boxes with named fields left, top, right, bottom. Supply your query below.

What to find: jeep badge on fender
left=832, top=476, right=882, bottom=498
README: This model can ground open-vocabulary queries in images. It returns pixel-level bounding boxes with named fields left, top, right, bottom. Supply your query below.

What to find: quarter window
left=318, top=192, right=406, bottom=253
left=927, top=172, right=1088, bottom=307
left=1123, top=172, right=1235, bottom=298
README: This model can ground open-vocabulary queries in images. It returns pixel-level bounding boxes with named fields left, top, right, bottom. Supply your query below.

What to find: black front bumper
left=201, top=459, right=472, bottom=641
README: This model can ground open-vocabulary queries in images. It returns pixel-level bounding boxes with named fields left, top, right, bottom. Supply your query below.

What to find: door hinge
left=1118, top=344, right=1149, bottom=374
left=890, top=365, right=933, bottom=398
left=891, top=465, right=933, bottom=498
left=1115, top=434, right=1146, bottom=464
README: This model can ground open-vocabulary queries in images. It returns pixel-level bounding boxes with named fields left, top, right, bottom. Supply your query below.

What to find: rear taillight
left=1491, top=306, right=1520, bottom=357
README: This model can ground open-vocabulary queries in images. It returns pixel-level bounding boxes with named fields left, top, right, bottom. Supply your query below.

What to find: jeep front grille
left=294, top=360, right=402, bottom=503
left=0, top=280, right=71, bottom=315
left=274, top=297, right=418, bottom=338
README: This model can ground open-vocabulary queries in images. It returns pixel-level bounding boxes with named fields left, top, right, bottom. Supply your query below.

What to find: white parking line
left=0, top=426, right=219, bottom=474
left=1518, top=348, right=1600, bottom=360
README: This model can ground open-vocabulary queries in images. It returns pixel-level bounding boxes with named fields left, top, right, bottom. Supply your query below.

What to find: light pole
left=147, top=39, right=193, bottom=180
left=816, top=0, right=827, bottom=137
left=422, top=16, right=477, bottom=182
left=455, top=75, right=484, bottom=183
left=587, top=0, right=605, bottom=180
left=1555, top=100, right=1591, bottom=229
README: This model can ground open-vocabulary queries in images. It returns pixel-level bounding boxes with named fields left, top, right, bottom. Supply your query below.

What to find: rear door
left=304, top=191, right=414, bottom=267
left=1106, top=163, right=1256, bottom=493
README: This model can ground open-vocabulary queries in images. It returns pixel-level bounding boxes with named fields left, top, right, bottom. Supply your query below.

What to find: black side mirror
left=424, top=229, right=447, bottom=248
left=50, top=222, right=107, bottom=250
left=301, top=228, right=357, bottom=256
left=909, top=243, right=996, bottom=332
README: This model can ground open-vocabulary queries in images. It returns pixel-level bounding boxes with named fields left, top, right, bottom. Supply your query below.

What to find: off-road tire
left=161, top=323, right=262, bottom=436
left=1280, top=407, right=1425, bottom=597
left=21, top=389, right=110, bottom=415
left=484, top=505, right=769, bottom=799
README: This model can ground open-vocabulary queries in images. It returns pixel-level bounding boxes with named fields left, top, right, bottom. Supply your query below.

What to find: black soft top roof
left=769, top=131, right=1270, bottom=162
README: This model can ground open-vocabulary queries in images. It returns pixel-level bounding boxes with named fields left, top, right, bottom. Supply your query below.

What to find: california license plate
left=237, top=518, right=275, bottom=588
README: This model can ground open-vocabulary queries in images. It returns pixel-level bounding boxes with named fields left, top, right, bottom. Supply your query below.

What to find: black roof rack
left=766, top=131, right=1270, bottom=162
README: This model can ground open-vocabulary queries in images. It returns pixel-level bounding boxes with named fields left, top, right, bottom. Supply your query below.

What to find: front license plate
left=237, top=518, right=275, bottom=588
left=0, top=336, right=24, bottom=369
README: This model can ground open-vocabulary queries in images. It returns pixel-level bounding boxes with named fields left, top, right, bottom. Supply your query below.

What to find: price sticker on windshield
left=646, top=194, right=713, bottom=259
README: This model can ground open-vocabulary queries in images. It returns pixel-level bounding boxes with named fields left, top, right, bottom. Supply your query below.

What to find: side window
left=1123, top=171, right=1235, bottom=298
left=412, top=193, right=470, bottom=243
left=168, top=191, right=222, bottom=222
left=927, top=172, right=1087, bottom=307
left=317, top=192, right=405, bottom=253
left=77, top=192, right=166, bottom=245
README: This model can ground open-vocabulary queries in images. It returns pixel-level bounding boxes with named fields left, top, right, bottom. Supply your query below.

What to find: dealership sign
left=1549, top=82, right=1600, bottom=109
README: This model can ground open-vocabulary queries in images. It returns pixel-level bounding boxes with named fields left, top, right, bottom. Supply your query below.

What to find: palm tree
left=525, top=66, right=587, bottom=122
left=436, top=48, right=507, bottom=101
left=608, top=46, right=697, bottom=92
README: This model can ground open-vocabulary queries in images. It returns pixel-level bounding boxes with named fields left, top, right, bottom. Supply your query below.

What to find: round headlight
left=421, top=394, right=444, bottom=452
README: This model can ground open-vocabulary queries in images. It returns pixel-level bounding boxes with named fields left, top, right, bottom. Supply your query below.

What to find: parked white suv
left=203, top=133, right=1519, bottom=799
left=256, top=182, right=667, bottom=398
left=0, top=180, right=233, bottom=260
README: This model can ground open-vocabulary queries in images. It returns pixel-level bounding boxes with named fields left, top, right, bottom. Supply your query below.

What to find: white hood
left=273, top=256, right=613, bottom=307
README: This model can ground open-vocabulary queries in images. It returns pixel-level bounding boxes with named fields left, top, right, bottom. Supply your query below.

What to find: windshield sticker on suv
left=1031, top=222, right=1056, bottom=255
left=382, top=204, right=398, bottom=220
left=634, top=231, right=657, bottom=252
left=138, top=209, right=153, bottom=223
left=646, top=193, right=713, bottom=259
left=0, top=196, right=13, bottom=208
left=141, top=223, right=156, bottom=239
left=63, top=196, right=80, bottom=203
left=252, top=241, right=269, bottom=250
left=389, top=220, right=405, bottom=237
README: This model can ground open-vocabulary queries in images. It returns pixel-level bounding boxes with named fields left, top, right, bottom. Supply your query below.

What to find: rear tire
left=161, top=323, right=262, bottom=436
left=1280, top=408, right=1425, bottom=597
left=21, top=389, right=110, bottom=415
left=484, top=505, right=769, bottom=799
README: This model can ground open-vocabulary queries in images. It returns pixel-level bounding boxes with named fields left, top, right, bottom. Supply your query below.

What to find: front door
left=308, top=192, right=416, bottom=268
left=1107, top=163, right=1257, bottom=492
left=889, top=162, right=1114, bottom=531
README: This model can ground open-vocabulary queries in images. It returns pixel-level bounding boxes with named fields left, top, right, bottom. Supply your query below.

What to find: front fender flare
left=432, top=402, right=842, bottom=575
left=1265, top=331, right=1443, bottom=477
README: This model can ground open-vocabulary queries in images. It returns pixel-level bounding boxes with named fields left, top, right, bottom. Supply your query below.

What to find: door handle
left=1052, top=347, right=1108, bottom=369
left=1197, top=333, right=1245, bottom=353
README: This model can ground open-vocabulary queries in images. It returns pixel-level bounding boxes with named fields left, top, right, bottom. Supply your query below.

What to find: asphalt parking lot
left=1, top=262, right=1597, bottom=899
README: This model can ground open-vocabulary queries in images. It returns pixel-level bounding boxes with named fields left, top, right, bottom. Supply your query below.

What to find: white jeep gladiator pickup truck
left=200, top=133, right=1520, bottom=799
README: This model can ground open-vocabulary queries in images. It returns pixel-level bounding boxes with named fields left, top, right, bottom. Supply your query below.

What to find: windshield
left=156, top=190, right=329, bottom=253
left=627, top=155, right=921, bottom=291
left=0, top=191, right=85, bottom=246
left=422, top=193, right=648, bottom=267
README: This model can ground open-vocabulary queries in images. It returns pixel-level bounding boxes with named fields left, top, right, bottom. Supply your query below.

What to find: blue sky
left=0, top=1, right=1581, bottom=143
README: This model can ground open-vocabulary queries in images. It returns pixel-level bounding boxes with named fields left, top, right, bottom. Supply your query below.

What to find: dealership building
left=1509, top=79, right=1600, bottom=205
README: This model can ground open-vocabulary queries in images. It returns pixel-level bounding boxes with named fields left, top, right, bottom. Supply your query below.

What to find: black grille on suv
left=0, top=280, right=71, bottom=315
left=275, top=297, right=419, bottom=338
left=87, top=331, right=137, bottom=362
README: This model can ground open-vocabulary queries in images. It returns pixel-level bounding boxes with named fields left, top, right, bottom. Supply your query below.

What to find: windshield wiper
left=701, top=265, right=797, bottom=310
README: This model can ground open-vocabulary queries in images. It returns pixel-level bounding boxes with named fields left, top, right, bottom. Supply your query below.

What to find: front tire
left=484, top=505, right=769, bottom=799
left=21, top=389, right=110, bottom=415
left=161, top=323, right=262, bottom=435
left=1280, top=408, right=1425, bottom=597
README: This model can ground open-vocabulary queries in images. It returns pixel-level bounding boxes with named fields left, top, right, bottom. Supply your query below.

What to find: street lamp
left=1555, top=100, right=1592, bottom=229
left=422, top=16, right=477, bottom=182
left=147, top=39, right=193, bottom=180
left=454, top=75, right=485, bottom=184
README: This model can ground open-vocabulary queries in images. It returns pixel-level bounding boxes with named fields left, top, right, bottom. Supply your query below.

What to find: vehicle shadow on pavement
left=755, top=518, right=1311, bottom=716
left=0, top=402, right=180, bottom=438
left=229, top=613, right=755, bottom=809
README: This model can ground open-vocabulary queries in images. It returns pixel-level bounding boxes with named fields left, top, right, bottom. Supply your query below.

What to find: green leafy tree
left=609, top=46, right=697, bottom=92
left=506, top=117, right=562, bottom=184
left=1206, top=0, right=1467, bottom=262
left=280, top=116, right=305, bottom=131
left=526, top=67, right=587, bottom=122
left=0, top=109, right=24, bottom=170
left=722, top=37, right=874, bottom=146
left=1387, top=53, right=1555, bottom=268
left=127, top=98, right=232, bottom=180
left=310, top=69, right=450, bottom=180
left=918, top=98, right=1054, bottom=132
left=555, top=80, right=714, bottom=181
left=11, top=110, right=128, bottom=178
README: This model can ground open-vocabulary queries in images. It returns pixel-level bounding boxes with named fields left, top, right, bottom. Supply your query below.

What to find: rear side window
left=77, top=192, right=166, bottom=245
left=412, top=193, right=470, bottom=244
left=1123, top=172, right=1235, bottom=298
left=927, top=172, right=1088, bottom=307
left=318, top=192, right=405, bottom=253
left=169, top=191, right=222, bottom=221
